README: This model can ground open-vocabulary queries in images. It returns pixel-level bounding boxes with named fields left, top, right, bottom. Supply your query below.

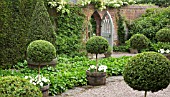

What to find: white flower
left=90, top=65, right=96, bottom=69
left=166, top=49, right=170, bottom=53
left=30, top=79, right=33, bottom=83
left=42, top=77, right=48, bottom=82
left=25, top=75, right=50, bottom=87
left=25, top=76, right=28, bottom=79
left=98, top=65, right=107, bottom=72
left=40, top=82, right=43, bottom=87
left=32, top=82, right=36, bottom=85
left=159, top=49, right=165, bottom=54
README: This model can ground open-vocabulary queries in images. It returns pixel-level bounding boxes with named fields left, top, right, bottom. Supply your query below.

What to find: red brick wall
left=82, top=5, right=158, bottom=45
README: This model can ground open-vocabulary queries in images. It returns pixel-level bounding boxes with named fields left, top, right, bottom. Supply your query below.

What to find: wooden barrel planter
left=40, top=85, right=50, bottom=97
left=86, top=70, right=106, bottom=86
left=164, top=54, right=170, bottom=60
left=27, top=58, right=57, bottom=69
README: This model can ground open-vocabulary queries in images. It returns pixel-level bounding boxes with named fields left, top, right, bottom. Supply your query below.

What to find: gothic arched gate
left=101, top=11, right=114, bottom=48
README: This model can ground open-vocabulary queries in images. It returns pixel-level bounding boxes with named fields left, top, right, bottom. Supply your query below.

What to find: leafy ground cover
left=0, top=56, right=130, bottom=95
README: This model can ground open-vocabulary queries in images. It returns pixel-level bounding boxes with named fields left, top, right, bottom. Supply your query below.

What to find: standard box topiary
left=129, top=34, right=150, bottom=52
left=156, top=28, right=170, bottom=42
left=86, top=36, right=109, bottom=86
left=27, top=40, right=56, bottom=75
left=27, top=40, right=56, bottom=63
left=0, top=76, right=42, bottom=97
left=123, top=52, right=170, bottom=97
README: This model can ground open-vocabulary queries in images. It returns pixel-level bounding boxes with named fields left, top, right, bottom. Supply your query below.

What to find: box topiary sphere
left=0, top=76, right=42, bottom=97
left=86, top=36, right=109, bottom=54
left=129, top=34, right=150, bottom=50
left=123, top=52, right=170, bottom=92
left=156, top=28, right=170, bottom=42
left=27, top=40, right=56, bottom=63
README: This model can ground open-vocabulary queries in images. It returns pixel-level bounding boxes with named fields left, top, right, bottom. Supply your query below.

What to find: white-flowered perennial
left=25, top=75, right=50, bottom=88
left=158, top=49, right=170, bottom=54
left=88, top=65, right=107, bottom=72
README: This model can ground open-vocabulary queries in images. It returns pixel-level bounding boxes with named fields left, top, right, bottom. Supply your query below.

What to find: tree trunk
left=38, top=63, right=41, bottom=80
left=144, top=91, right=147, bottom=97
left=96, top=54, right=98, bottom=72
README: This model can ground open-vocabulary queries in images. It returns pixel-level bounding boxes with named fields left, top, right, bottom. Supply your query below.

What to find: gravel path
left=55, top=76, right=170, bottom=97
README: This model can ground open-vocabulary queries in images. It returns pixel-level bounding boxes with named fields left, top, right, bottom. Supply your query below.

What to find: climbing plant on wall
left=55, top=5, right=86, bottom=57
left=48, top=0, right=136, bottom=12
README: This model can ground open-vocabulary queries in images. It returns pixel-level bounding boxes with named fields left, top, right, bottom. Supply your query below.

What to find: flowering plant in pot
left=25, top=75, right=50, bottom=97
left=25, top=75, right=50, bottom=88
left=86, top=36, right=109, bottom=86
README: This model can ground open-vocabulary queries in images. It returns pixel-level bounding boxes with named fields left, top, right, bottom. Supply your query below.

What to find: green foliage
left=55, top=5, right=85, bottom=57
left=86, top=36, right=109, bottom=54
left=136, top=0, right=170, bottom=7
left=123, top=52, right=170, bottom=92
left=0, top=0, right=37, bottom=68
left=150, top=42, right=170, bottom=51
left=112, top=45, right=130, bottom=52
left=0, top=56, right=130, bottom=95
left=28, top=0, right=56, bottom=45
left=129, top=34, right=150, bottom=50
left=117, top=9, right=126, bottom=44
left=100, top=56, right=130, bottom=76
left=129, top=7, right=170, bottom=42
left=0, top=76, right=42, bottom=97
left=156, top=28, right=170, bottom=42
left=27, top=40, right=56, bottom=63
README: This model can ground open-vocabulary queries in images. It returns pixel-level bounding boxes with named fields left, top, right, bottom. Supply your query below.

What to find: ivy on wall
left=117, top=9, right=126, bottom=44
left=55, top=5, right=86, bottom=57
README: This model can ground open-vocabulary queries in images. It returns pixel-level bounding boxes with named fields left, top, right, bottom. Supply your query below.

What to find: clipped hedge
left=129, top=34, right=150, bottom=50
left=0, top=76, right=42, bottom=97
left=156, top=28, right=170, bottom=42
left=86, top=36, right=109, bottom=54
left=27, top=40, right=56, bottom=63
left=124, top=52, right=170, bottom=92
left=0, top=0, right=37, bottom=68
left=0, top=0, right=57, bottom=68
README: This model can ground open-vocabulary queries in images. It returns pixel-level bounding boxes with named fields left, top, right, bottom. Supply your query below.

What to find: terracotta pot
left=40, top=85, right=49, bottom=97
left=86, top=70, right=106, bottom=86
left=164, top=54, right=170, bottom=60
left=27, top=58, right=57, bottom=69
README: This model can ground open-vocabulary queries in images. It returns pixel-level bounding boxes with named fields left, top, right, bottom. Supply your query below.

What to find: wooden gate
left=101, top=11, right=114, bottom=48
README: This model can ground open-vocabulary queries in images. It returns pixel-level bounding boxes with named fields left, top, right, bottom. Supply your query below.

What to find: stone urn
left=27, top=58, right=57, bottom=69
left=40, top=85, right=50, bottom=97
left=86, top=70, right=106, bottom=86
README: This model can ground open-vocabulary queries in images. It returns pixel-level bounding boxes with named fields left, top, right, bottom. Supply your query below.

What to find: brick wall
left=82, top=5, right=158, bottom=45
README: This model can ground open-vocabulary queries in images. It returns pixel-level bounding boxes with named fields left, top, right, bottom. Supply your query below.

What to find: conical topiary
left=28, top=0, right=56, bottom=45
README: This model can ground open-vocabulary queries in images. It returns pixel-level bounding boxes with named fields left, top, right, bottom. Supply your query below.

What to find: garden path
left=53, top=52, right=170, bottom=97
left=54, top=76, right=170, bottom=97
